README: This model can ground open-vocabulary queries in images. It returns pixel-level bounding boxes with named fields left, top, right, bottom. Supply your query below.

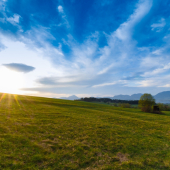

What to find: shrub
left=118, top=103, right=131, bottom=108
left=165, top=105, right=170, bottom=111
left=157, top=103, right=170, bottom=111
left=139, top=93, right=155, bottom=112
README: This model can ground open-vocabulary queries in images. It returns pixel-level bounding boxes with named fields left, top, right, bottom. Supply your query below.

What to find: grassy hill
left=0, top=93, right=170, bottom=169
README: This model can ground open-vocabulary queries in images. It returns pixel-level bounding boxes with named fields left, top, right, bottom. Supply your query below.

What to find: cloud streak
left=22, top=0, right=156, bottom=91
left=151, top=18, right=166, bottom=32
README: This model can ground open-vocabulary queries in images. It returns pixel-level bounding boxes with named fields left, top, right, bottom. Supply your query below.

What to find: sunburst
left=0, top=66, right=24, bottom=94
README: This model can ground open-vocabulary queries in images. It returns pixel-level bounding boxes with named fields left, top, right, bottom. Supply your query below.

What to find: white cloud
left=92, top=80, right=126, bottom=88
left=58, top=5, right=64, bottom=13
left=0, top=0, right=20, bottom=25
left=133, top=73, right=170, bottom=87
left=57, top=5, right=70, bottom=28
left=160, top=84, right=170, bottom=87
left=92, top=82, right=116, bottom=88
left=142, top=63, right=170, bottom=77
left=0, top=3, right=21, bottom=26
left=114, top=0, right=153, bottom=41
left=6, top=14, right=20, bottom=24
left=140, top=56, right=163, bottom=69
left=95, top=0, right=153, bottom=75
left=151, top=18, right=166, bottom=32
left=98, top=63, right=115, bottom=75
left=137, top=79, right=155, bottom=87
left=152, top=49, right=163, bottom=55
left=0, top=0, right=6, bottom=10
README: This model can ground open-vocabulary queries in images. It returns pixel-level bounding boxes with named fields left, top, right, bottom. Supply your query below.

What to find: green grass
left=0, top=93, right=170, bottom=169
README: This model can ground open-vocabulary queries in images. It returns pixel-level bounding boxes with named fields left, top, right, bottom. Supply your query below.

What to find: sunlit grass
left=0, top=93, right=170, bottom=169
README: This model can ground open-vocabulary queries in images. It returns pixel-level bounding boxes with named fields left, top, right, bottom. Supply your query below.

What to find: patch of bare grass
left=116, top=152, right=129, bottom=163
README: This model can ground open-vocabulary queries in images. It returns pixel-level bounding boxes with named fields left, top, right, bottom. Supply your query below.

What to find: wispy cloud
left=57, top=5, right=70, bottom=28
left=0, top=0, right=170, bottom=97
left=151, top=18, right=166, bottom=32
left=6, top=14, right=21, bottom=25
left=21, top=0, right=154, bottom=91
left=0, top=0, right=21, bottom=25
left=142, top=63, right=170, bottom=77
left=92, top=80, right=126, bottom=88
left=114, top=0, right=153, bottom=41
left=160, top=84, right=170, bottom=87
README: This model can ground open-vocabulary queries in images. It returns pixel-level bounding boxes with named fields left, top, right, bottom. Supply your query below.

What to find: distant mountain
left=112, top=93, right=143, bottom=100
left=154, top=91, right=170, bottom=103
left=130, top=93, right=143, bottom=100
left=154, top=91, right=170, bottom=99
left=112, top=92, right=170, bottom=103
left=59, top=91, right=170, bottom=103
left=60, top=95, right=79, bottom=100
left=112, top=95, right=130, bottom=100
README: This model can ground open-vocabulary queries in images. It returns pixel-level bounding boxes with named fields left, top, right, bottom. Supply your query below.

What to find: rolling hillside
left=0, top=93, right=170, bottom=169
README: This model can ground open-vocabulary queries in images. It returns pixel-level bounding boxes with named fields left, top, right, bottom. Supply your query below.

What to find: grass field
left=0, top=93, right=170, bottom=169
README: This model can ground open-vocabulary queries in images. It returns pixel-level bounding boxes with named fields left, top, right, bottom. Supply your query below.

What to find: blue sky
left=0, top=0, right=170, bottom=97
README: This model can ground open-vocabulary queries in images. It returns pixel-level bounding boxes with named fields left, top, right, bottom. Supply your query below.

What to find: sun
left=0, top=67, right=24, bottom=94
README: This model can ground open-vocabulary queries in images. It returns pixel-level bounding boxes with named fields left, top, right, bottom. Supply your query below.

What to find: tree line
left=77, top=97, right=139, bottom=104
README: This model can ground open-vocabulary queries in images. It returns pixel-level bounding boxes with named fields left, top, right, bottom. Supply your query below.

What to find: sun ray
left=0, top=93, right=6, bottom=103
left=7, top=94, right=12, bottom=108
left=14, top=94, right=20, bottom=107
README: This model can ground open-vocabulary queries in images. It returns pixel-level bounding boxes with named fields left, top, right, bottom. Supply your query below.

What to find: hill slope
left=0, top=93, right=170, bottom=169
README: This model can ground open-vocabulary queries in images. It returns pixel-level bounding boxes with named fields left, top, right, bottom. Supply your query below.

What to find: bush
left=118, top=103, right=131, bottom=108
left=139, top=93, right=155, bottom=112
left=157, top=103, right=170, bottom=111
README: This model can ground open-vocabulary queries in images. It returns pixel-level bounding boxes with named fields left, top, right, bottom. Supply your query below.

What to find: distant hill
left=130, top=94, right=143, bottom=100
left=112, top=93, right=143, bottom=100
left=59, top=91, right=170, bottom=103
left=154, top=91, right=170, bottom=103
left=111, top=92, right=170, bottom=103
left=112, top=95, right=130, bottom=100
left=60, top=95, right=79, bottom=100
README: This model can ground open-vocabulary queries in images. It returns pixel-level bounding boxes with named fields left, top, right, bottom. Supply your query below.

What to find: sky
left=0, top=0, right=170, bottom=98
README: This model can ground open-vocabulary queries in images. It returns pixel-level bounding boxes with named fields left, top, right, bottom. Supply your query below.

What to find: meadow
left=0, top=93, right=170, bottom=169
